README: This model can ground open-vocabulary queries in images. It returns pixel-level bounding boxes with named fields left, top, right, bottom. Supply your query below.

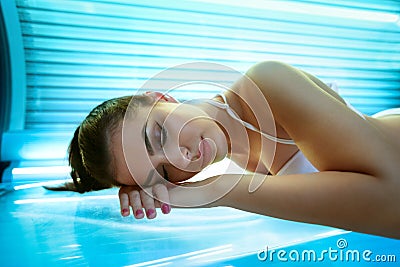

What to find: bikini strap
left=211, top=93, right=296, bottom=145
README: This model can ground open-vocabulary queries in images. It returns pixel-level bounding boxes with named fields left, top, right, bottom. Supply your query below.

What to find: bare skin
left=117, top=61, right=400, bottom=239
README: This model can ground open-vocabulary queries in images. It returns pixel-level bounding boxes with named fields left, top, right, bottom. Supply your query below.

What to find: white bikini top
left=203, top=94, right=318, bottom=177
left=198, top=91, right=366, bottom=147
left=189, top=90, right=365, bottom=176
left=200, top=93, right=319, bottom=176
left=203, top=93, right=297, bottom=145
left=372, top=108, right=400, bottom=118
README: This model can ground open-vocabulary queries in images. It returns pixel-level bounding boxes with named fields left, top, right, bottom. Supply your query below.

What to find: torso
left=223, top=79, right=400, bottom=176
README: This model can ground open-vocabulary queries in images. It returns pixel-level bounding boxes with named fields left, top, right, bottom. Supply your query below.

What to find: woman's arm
left=168, top=172, right=400, bottom=239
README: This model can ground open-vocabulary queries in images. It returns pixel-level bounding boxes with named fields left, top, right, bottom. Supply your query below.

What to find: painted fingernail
left=161, top=204, right=171, bottom=214
left=135, top=209, right=144, bottom=218
left=146, top=209, right=156, bottom=218
left=121, top=208, right=129, bottom=216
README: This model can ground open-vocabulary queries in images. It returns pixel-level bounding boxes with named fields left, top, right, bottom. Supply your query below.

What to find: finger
left=128, top=190, right=144, bottom=219
left=154, top=199, right=161, bottom=209
left=140, top=188, right=157, bottom=219
left=118, top=189, right=130, bottom=217
left=153, top=184, right=171, bottom=214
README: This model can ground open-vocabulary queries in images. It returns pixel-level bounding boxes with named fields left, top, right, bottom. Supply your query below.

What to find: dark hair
left=47, top=94, right=152, bottom=193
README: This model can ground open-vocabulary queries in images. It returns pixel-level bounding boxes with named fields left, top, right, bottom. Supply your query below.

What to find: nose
left=180, top=146, right=200, bottom=162
left=158, top=144, right=202, bottom=173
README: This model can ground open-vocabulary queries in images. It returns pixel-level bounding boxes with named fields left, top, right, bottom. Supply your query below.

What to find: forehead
left=112, top=103, right=159, bottom=186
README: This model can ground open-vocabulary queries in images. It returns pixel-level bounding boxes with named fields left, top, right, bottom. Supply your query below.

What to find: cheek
left=202, top=120, right=226, bottom=143
left=186, top=118, right=220, bottom=135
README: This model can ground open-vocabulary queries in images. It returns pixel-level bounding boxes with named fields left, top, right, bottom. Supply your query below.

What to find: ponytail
left=68, top=126, right=110, bottom=193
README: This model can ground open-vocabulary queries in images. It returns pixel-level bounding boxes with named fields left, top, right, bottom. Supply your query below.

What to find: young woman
left=56, top=61, right=400, bottom=239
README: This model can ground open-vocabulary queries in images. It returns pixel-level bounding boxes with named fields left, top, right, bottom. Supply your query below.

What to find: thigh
left=246, top=61, right=399, bottom=177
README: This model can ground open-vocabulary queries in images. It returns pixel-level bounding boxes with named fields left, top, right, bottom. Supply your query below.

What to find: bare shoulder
left=366, top=114, right=400, bottom=150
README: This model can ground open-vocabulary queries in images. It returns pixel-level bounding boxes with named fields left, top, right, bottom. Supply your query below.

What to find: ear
left=145, top=91, right=179, bottom=103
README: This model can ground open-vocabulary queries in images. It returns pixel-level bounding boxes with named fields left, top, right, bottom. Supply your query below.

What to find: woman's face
left=112, top=95, right=228, bottom=187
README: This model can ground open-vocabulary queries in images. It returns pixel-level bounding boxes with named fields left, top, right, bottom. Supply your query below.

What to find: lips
left=199, top=137, right=212, bottom=168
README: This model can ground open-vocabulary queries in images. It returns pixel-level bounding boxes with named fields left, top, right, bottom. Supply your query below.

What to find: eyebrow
left=143, top=120, right=154, bottom=156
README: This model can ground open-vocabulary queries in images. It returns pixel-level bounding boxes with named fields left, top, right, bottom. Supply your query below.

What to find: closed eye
left=156, top=122, right=167, bottom=148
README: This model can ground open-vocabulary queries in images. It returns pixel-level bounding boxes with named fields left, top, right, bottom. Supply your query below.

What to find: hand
left=118, top=184, right=171, bottom=219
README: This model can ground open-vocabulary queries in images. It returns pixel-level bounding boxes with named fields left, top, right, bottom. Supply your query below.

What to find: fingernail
left=135, top=209, right=144, bottom=218
left=146, top=209, right=155, bottom=218
left=161, top=204, right=171, bottom=214
left=121, top=208, right=129, bottom=216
